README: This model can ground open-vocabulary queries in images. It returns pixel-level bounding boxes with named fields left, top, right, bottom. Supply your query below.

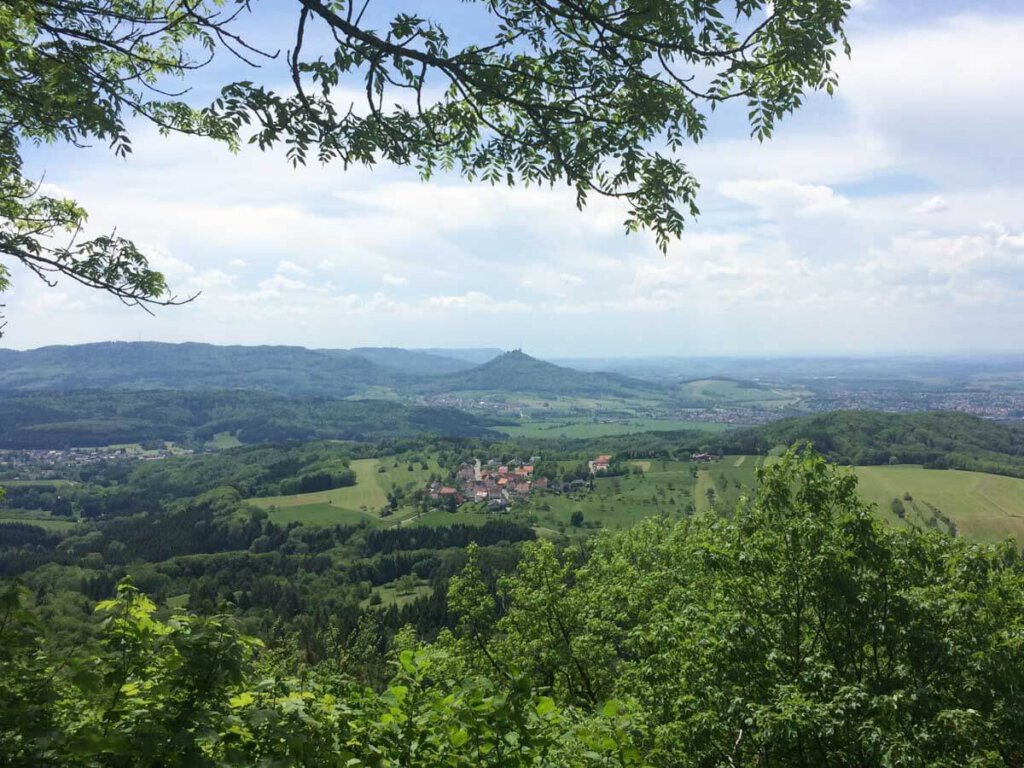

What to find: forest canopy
left=2, top=449, right=1023, bottom=766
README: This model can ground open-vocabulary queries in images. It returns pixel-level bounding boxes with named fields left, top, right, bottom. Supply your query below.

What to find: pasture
left=855, top=465, right=1024, bottom=543
left=0, top=512, right=78, bottom=531
left=252, top=455, right=443, bottom=526
left=693, top=456, right=1024, bottom=544
left=675, top=379, right=808, bottom=409
left=498, top=418, right=728, bottom=439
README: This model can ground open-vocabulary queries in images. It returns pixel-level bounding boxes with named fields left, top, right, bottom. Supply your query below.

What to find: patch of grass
left=166, top=593, right=190, bottom=609
left=262, top=504, right=385, bottom=527
left=253, top=455, right=444, bottom=526
left=675, top=379, right=808, bottom=409
left=0, top=479, right=74, bottom=487
left=0, top=514, right=77, bottom=531
left=207, top=431, right=242, bottom=450
left=855, top=465, right=1024, bottom=543
left=360, top=580, right=432, bottom=609
left=498, top=418, right=728, bottom=439
left=693, top=458, right=1024, bottom=544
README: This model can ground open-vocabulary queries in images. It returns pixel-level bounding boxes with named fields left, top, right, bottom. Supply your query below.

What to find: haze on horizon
left=6, top=1, right=1024, bottom=358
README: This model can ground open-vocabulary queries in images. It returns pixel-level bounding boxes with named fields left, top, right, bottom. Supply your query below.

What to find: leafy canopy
left=0, top=0, right=850, bottom=333
left=2, top=448, right=1024, bottom=765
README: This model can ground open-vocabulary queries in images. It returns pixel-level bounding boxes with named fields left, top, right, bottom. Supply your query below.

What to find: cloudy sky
left=7, top=0, right=1024, bottom=356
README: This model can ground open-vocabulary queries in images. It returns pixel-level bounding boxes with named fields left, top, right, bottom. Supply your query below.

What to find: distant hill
left=0, top=343, right=667, bottom=402
left=414, top=347, right=505, bottom=365
left=0, top=389, right=503, bottom=448
left=326, top=347, right=477, bottom=375
left=0, top=342, right=406, bottom=396
left=414, top=350, right=666, bottom=398
left=719, top=410, right=1024, bottom=478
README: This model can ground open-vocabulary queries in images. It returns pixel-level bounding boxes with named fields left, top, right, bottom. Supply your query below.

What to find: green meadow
left=252, top=456, right=442, bottom=526
left=675, top=379, right=809, bottom=408
left=692, top=456, right=1024, bottom=544
left=855, top=465, right=1024, bottom=543
left=498, top=418, right=728, bottom=439
left=0, top=512, right=78, bottom=531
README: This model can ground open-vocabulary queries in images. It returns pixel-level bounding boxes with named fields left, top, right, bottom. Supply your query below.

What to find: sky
left=7, top=0, right=1024, bottom=357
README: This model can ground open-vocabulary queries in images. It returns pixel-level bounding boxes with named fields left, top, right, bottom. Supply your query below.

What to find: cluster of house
left=426, top=454, right=615, bottom=512
left=0, top=446, right=187, bottom=475
left=428, top=458, right=552, bottom=511
left=690, top=452, right=720, bottom=463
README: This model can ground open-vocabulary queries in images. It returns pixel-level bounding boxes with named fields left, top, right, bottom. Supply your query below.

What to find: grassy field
left=252, top=455, right=443, bottom=527
left=675, top=379, right=809, bottom=409
left=360, top=580, right=433, bottom=609
left=498, top=418, right=728, bottom=439
left=855, top=465, right=1024, bottom=543
left=0, top=479, right=74, bottom=487
left=695, top=455, right=770, bottom=512
left=0, top=512, right=78, bottom=531
left=206, top=431, right=243, bottom=449
left=691, top=456, right=1024, bottom=544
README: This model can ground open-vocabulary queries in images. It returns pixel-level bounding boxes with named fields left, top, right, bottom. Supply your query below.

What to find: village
left=0, top=445, right=189, bottom=479
left=425, top=453, right=625, bottom=512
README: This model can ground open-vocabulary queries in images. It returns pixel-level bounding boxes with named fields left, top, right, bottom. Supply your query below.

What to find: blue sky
left=7, top=0, right=1024, bottom=356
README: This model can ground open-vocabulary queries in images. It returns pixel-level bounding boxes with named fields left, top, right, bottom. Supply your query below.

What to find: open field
left=0, top=479, right=75, bottom=487
left=675, top=379, right=809, bottom=409
left=498, top=418, right=728, bottom=439
left=855, top=465, right=1024, bottom=543
left=252, top=455, right=443, bottom=526
left=206, top=431, right=243, bottom=449
left=693, top=457, right=1024, bottom=544
left=360, top=580, right=433, bottom=609
left=0, top=513, right=78, bottom=531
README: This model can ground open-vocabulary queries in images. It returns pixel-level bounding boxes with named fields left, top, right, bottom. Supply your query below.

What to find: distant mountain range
left=0, top=342, right=663, bottom=400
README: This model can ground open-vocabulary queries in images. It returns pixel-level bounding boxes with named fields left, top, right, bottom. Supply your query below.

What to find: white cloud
left=382, top=273, right=408, bottom=286
left=912, top=196, right=949, bottom=215
left=275, top=260, right=310, bottom=276
left=424, top=292, right=530, bottom=314
left=717, top=179, right=851, bottom=219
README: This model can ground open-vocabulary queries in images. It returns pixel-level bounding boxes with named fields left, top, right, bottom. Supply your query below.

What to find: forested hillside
left=0, top=342, right=410, bottom=394
left=3, top=451, right=1022, bottom=766
left=0, top=390, right=505, bottom=447
left=721, top=410, right=1024, bottom=477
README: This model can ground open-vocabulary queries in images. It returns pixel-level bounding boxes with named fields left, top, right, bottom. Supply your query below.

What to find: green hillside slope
left=721, top=410, right=1024, bottom=477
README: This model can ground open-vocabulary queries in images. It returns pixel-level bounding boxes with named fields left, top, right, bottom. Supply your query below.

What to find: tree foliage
left=4, top=448, right=1024, bottom=765
left=1, top=0, right=851, bottom=333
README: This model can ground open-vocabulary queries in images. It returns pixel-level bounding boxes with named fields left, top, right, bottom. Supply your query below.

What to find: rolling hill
left=412, top=350, right=667, bottom=398
left=719, top=410, right=1024, bottom=477
left=318, top=347, right=478, bottom=376
left=0, top=344, right=670, bottom=402
left=0, top=389, right=504, bottom=448
left=0, top=342, right=407, bottom=396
